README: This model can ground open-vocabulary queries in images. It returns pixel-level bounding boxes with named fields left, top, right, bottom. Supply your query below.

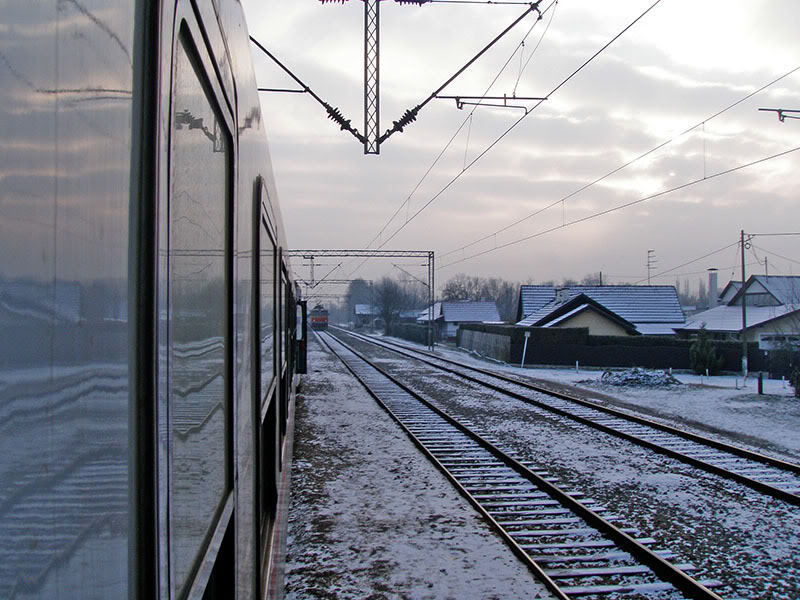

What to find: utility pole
left=740, top=230, right=749, bottom=379
left=646, top=250, right=657, bottom=285
left=303, top=254, right=316, bottom=287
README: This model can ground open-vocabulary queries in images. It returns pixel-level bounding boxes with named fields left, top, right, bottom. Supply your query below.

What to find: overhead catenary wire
left=343, top=0, right=557, bottom=280
left=361, top=0, right=557, bottom=254
left=440, top=62, right=800, bottom=261
left=438, top=144, right=800, bottom=269
left=513, top=0, right=557, bottom=96
left=378, top=2, right=543, bottom=144
left=372, top=0, right=665, bottom=253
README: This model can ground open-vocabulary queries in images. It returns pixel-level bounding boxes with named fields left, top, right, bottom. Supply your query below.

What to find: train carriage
left=0, top=1, right=303, bottom=599
left=310, top=304, right=330, bottom=331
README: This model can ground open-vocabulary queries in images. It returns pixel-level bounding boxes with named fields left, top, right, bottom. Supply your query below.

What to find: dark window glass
left=168, top=32, right=231, bottom=596
left=280, top=272, right=287, bottom=369
left=260, top=217, right=275, bottom=399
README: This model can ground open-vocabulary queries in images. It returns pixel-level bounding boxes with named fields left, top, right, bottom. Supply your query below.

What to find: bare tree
left=373, top=276, right=415, bottom=333
left=440, top=273, right=519, bottom=322
left=580, top=272, right=602, bottom=285
left=346, top=278, right=372, bottom=318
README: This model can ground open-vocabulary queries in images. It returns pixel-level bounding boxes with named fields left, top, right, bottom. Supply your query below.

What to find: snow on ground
left=284, top=339, right=556, bottom=599
left=359, top=334, right=800, bottom=599
left=287, top=331, right=800, bottom=598
left=382, top=335, right=800, bottom=463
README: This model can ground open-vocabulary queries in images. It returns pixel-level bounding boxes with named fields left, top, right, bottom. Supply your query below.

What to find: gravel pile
left=595, top=367, right=682, bottom=387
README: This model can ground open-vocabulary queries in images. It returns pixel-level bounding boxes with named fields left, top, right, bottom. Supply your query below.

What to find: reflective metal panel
left=168, top=32, right=231, bottom=597
left=0, top=1, right=133, bottom=598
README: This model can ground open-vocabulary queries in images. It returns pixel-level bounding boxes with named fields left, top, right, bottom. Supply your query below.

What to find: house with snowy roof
left=675, top=275, right=800, bottom=349
left=515, top=285, right=685, bottom=336
left=354, top=304, right=377, bottom=327
left=418, top=301, right=501, bottom=341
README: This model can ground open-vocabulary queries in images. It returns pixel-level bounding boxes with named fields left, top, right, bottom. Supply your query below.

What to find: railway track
left=315, top=330, right=723, bottom=599
left=334, top=327, right=800, bottom=508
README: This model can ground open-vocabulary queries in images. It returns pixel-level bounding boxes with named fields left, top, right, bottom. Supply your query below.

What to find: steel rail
left=335, top=327, right=800, bottom=507
left=316, top=330, right=723, bottom=600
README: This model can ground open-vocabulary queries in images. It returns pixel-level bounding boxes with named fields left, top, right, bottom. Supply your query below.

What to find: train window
left=259, top=206, right=276, bottom=405
left=280, top=270, right=287, bottom=373
left=167, top=28, right=233, bottom=598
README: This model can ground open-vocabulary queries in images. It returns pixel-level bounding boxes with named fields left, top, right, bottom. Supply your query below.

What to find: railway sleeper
left=509, top=527, right=639, bottom=538
left=531, top=549, right=676, bottom=564
left=545, top=563, right=696, bottom=579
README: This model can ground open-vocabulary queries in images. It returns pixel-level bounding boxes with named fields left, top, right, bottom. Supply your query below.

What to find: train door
left=296, top=300, right=308, bottom=374
left=156, top=3, right=236, bottom=597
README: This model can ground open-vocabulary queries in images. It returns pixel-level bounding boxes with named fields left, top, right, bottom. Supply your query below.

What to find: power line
left=372, top=0, right=664, bottom=252
left=343, top=0, right=556, bottom=280
left=362, top=0, right=557, bottom=253
left=440, top=62, right=800, bottom=260
left=753, top=244, right=800, bottom=266
left=749, top=232, right=800, bottom=237
left=438, top=144, right=800, bottom=269
left=606, top=260, right=762, bottom=281
left=630, top=242, right=739, bottom=285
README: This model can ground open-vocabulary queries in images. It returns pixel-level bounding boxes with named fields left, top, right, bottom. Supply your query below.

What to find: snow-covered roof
left=636, top=323, right=682, bottom=335
left=733, top=275, right=800, bottom=306
left=442, top=301, right=500, bottom=322
left=718, top=281, right=742, bottom=304
left=676, top=303, right=800, bottom=332
left=518, top=285, right=557, bottom=318
left=517, top=285, right=684, bottom=332
left=418, top=301, right=500, bottom=323
left=354, top=304, right=376, bottom=315
left=525, top=295, right=640, bottom=335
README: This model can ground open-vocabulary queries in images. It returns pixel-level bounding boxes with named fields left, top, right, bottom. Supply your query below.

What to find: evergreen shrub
left=689, top=326, right=724, bottom=375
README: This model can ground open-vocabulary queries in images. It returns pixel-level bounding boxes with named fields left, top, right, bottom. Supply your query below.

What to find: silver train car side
left=0, top=1, right=304, bottom=598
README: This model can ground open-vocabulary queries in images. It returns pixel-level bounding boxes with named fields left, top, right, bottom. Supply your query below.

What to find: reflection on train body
left=0, top=1, right=303, bottom=598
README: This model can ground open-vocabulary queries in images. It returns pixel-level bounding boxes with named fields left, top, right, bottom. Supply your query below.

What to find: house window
left=759, top=334, right=800, bottom=350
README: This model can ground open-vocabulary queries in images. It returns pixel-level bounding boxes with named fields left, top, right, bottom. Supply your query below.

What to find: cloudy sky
left=242, top=0, right=800, bottom=298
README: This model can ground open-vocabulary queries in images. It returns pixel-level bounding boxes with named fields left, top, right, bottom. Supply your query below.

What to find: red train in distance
left=310, top=304, right=329, bottom=331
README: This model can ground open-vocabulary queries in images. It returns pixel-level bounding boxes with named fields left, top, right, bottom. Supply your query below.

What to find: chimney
left=707, top=268, right=719, bottom=308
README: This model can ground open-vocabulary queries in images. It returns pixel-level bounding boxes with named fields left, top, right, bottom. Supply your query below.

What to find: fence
left=457, top=324, right=771, bottom=374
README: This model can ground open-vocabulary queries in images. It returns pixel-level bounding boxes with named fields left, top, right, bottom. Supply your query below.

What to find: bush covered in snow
left=599, top=367, right=682, bottom=387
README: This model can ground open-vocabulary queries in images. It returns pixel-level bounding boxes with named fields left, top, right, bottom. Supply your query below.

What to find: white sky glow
left=243, top=0, right=800, bottom=299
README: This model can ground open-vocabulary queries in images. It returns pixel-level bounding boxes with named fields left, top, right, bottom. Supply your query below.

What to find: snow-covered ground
left=359, top=334, right=800, bottom=599
left=284, top=340, right=557, bottom=599
left=287, top=332, right=800, bottom=599
left=384, top=336, right=800, bottom=463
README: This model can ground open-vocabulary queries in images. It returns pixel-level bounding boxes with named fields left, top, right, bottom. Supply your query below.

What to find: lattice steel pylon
left=364, top=0, right=380, bottom=154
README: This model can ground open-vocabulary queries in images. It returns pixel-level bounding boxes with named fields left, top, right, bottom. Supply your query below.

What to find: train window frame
left=257, top=177, right=278, bottom=419
left=254, top=175, right=281, bottom=569
left=162, top=7, right=236, bottom=599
